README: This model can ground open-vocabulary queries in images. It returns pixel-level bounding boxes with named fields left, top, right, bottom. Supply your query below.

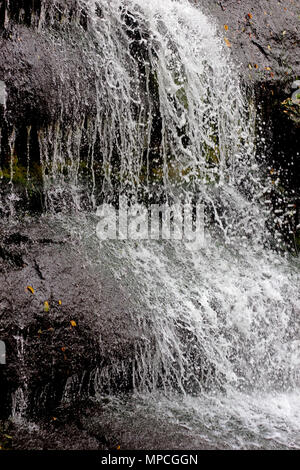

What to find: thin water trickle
left=11, top=334, right=29, bottom=422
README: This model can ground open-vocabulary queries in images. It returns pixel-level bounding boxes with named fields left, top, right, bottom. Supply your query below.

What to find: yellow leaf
left=70, top=320, right=77, bottom=327
left=38, top=329, right=43, bottom=335
left=224, top=37, right=232, bottom=48
left=44, top=301, right=50, bottom=313
left=117, top=445, right=121, bottom=450
left=224, top=24, right=229, bottom=31
left=27, top=286, right=35, bottom=294
left=248, top=64, right=253, bottom=70
left=265, top=67, right=271, bottom=71
left=58, top=300, right=62, bottom=305
left=248, top=13, right=253, bottom=19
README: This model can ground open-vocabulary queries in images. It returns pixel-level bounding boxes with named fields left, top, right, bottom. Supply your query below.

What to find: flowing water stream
left=2, top=0, right=300, bottom=449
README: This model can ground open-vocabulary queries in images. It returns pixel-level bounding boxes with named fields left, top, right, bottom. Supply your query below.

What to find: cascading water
left=2, top=0, right=300, bottom=449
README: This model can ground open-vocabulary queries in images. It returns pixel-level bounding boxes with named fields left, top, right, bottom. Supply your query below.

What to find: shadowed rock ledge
left=0, top=218, right=142, bottom=421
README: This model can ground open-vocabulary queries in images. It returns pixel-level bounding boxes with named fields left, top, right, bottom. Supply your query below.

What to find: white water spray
left=3, top=0, right=300, bottom=449
left=67, top=0, right=299, bottom=449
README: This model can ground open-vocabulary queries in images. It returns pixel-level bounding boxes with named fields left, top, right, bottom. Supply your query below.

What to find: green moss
left=0, top=155, right=43, bottom=188
left=0, top=422, right=13, bottom=451
left=0, top=155, right=44, bottom=212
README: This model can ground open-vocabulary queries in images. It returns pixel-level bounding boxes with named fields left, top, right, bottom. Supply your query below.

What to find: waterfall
left=11, top=333, right=29, bottom=421
left=58, top=0, right=299, bottom=394
left=2, top=0, right=300, bottom=449
left=2, top=0, right=263, bottom=240
left=82, top=0, right=299, bottom=448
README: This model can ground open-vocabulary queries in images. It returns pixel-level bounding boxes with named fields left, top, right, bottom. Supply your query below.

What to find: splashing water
left=60, top=210, right=300, bottom=449
left=3, top=0, right=300, bottom=449
left=71, top=0, right=299, bottom=449
left=12, top=0, right=264, bottom=236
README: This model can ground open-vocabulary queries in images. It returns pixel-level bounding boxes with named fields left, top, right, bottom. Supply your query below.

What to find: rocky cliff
left=0, top=0, right=299, bottom=450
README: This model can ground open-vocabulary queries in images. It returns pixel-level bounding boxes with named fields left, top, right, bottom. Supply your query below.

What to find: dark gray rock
left=0, top=1, right=96, bottom=126
left=196, top=0, right=300, bottom=248
left=8, top=399, right=219, bottom=450
left=198, top=0, right=300, bottom=82
left=0, top=0, right=99, bottom=214
left=0, top=218, right=141, bottom=420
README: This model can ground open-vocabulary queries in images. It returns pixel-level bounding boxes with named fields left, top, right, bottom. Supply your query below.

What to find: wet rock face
left=255, top=81, right=300, bottom=241
left=1, top=0, right=299, bottom=123
left=0, top=0, right=94, bottom=125
left=0, top=0, right=298, bottom=218
left=0, top=28, right=93, bottom=127
left=0, top=0, right=86, bottom=30
left=4, top=398, right=218, bottom=450
left=0, top=219, right=141, bottom=420
left=0, top=0, right=298, bottom=415
left=199, top=0, right=300, bottom=81
left=198, top=0, right=300, bottom=248
left=0, top=0, right=99, bottom=214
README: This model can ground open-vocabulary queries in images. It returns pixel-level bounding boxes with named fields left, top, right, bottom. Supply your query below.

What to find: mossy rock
left=0, top=422, right=13, bottom=451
